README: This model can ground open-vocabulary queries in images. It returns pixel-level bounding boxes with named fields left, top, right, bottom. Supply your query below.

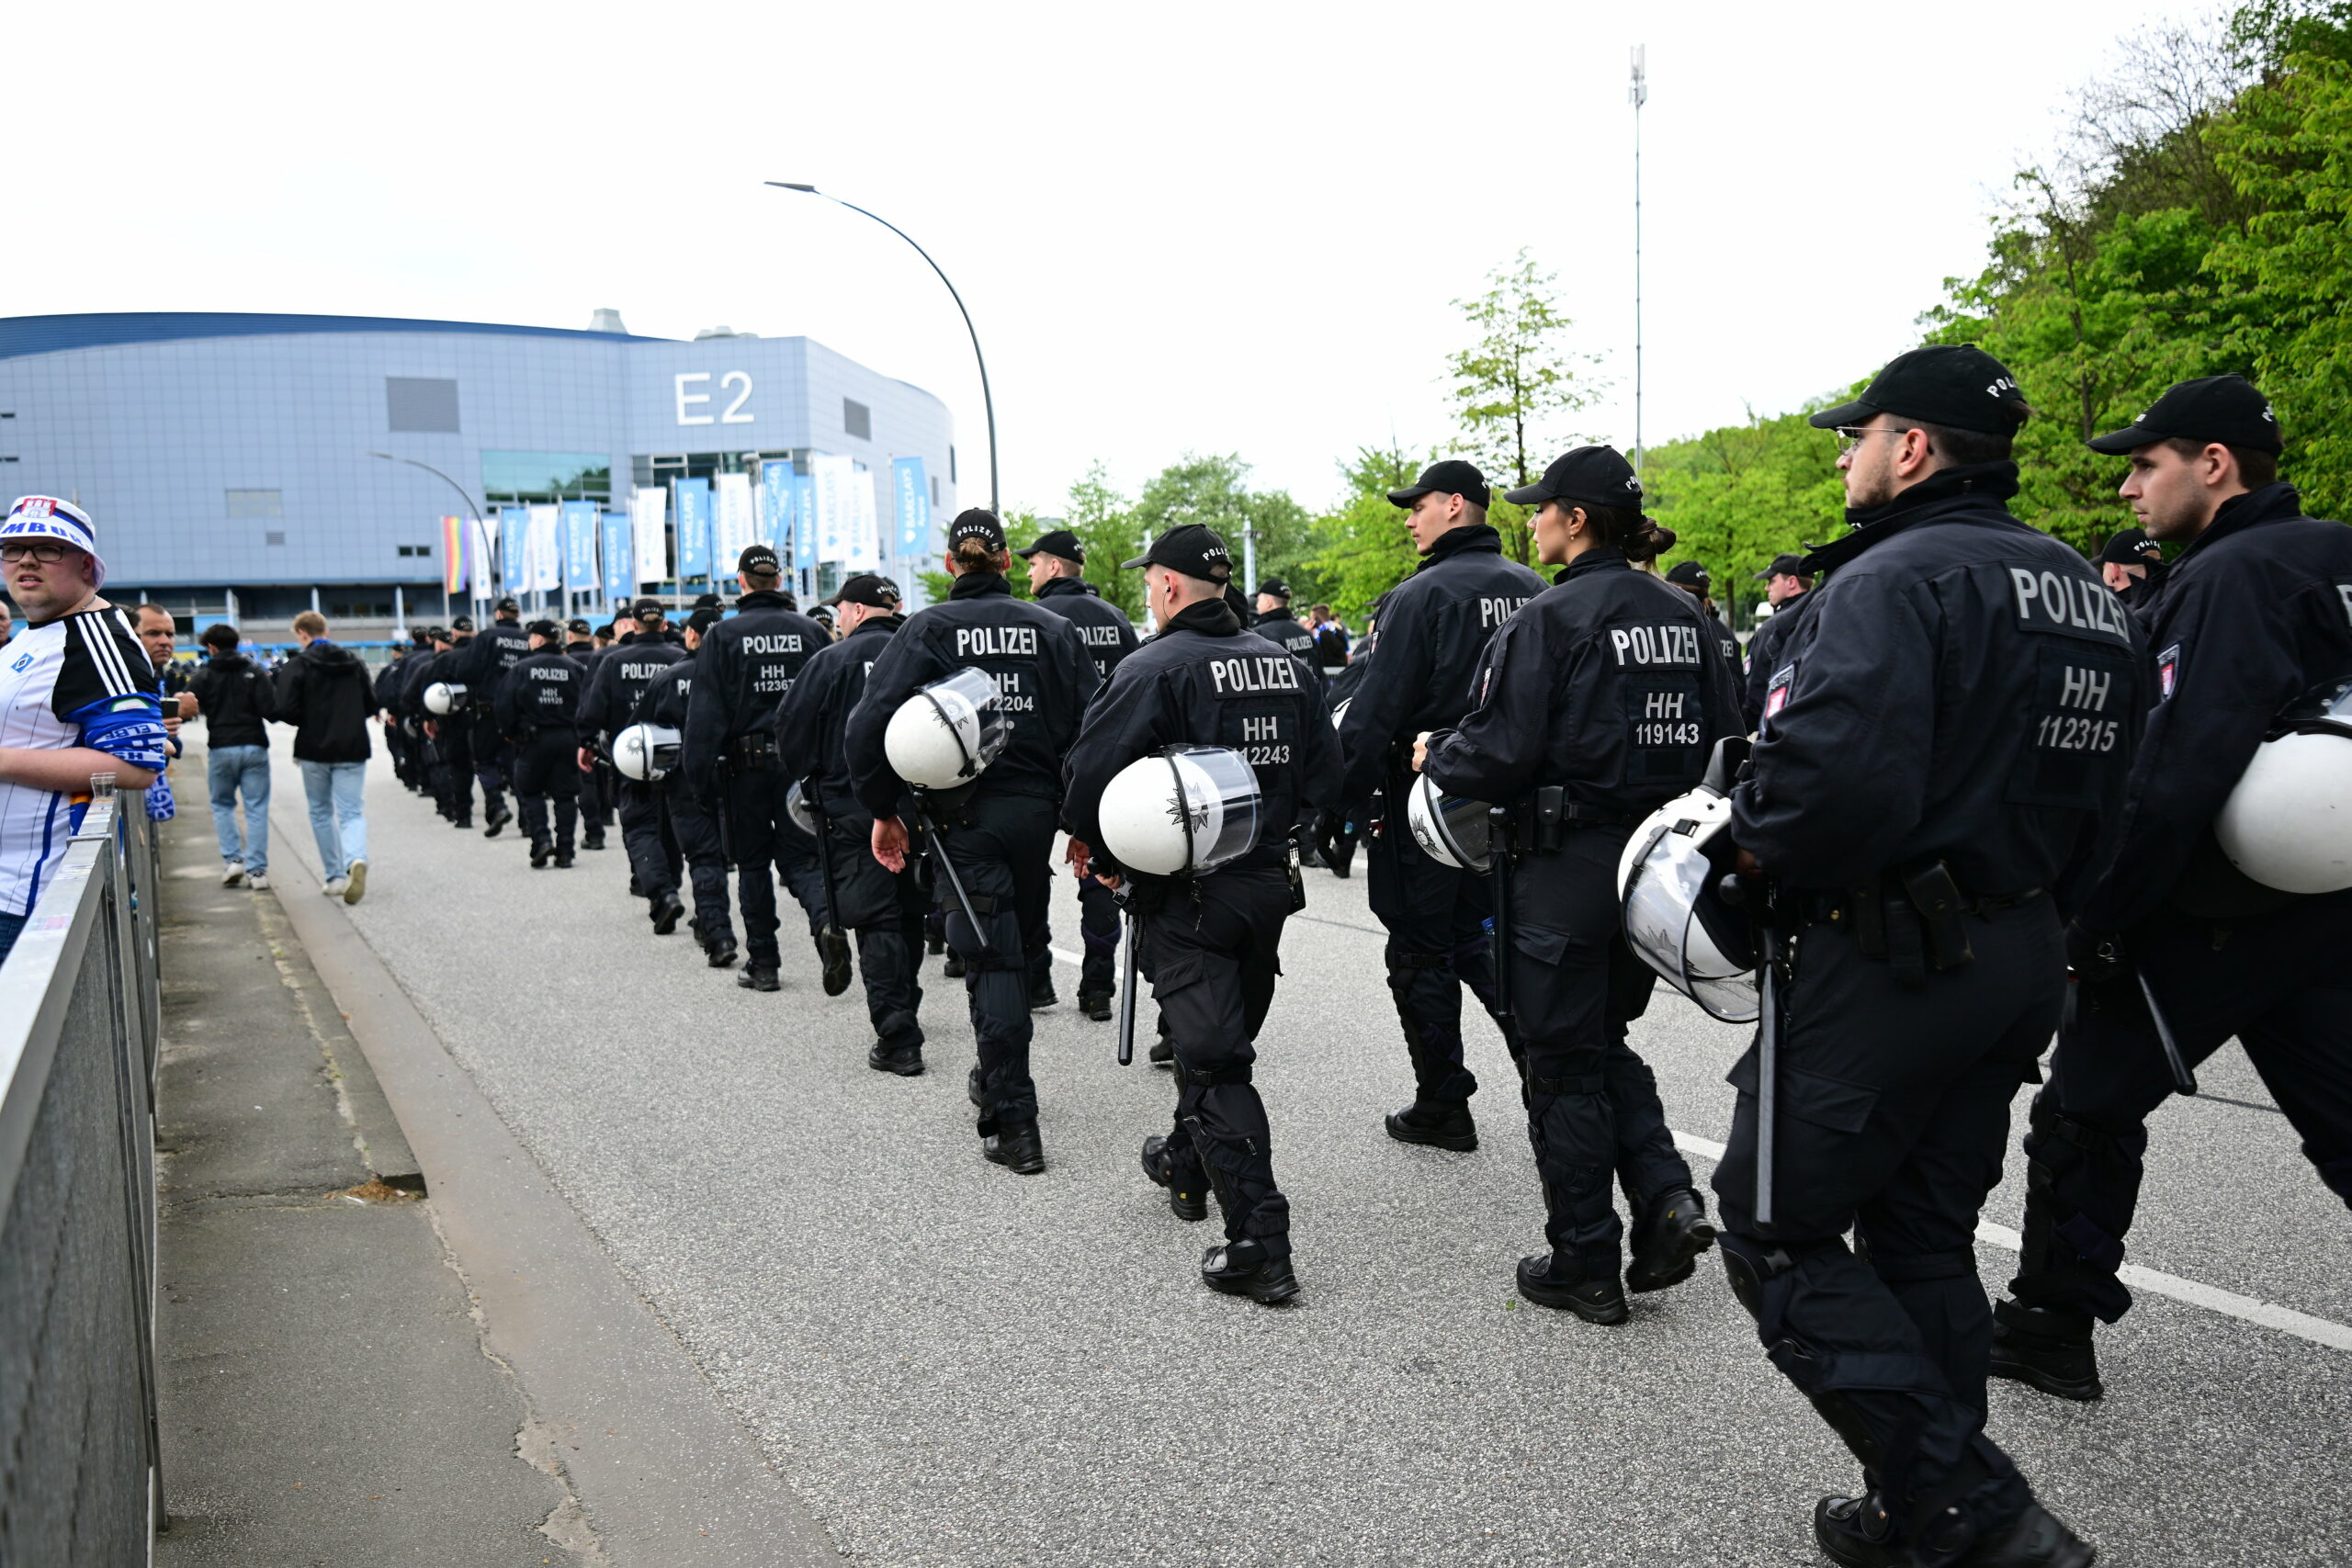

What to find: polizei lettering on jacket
left=956, top=626, right=1038, bottom=659
left=2009, top=568, right=2131, bottom=642
left=1208, top=655, right=1303, bottom=694
left=526, top=665, right=571, bottom=682
left=739, top=633, right=805, bottom=655
left=1076, top=625, right=1124, bottom=648
left=1609, top=624, right=1702, bottom=667
left=1480, top=594, right=1533, bottom=629
left=618, top=660, right=669, bottom=682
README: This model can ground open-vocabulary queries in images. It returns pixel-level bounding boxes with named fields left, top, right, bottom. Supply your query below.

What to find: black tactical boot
left=1385, top=1099, right=1477, bottom=1152
left=1515, top=1252, right=1628, bottom=1324
left=1079, top=987, right=1113, bottom=1021
left=928, top=933, right=944, bottom=955
left=1929, top=1501, right=2097, bottom=1567
left=1149, top=1035, right=1175, bottom=1067
left=1201, top=1239, right=1298, bottom=1304
left=944, top=951, right=967, bottom=979
left=1139, top=1134, right=1208, bottom=1222
left=1028, top=969, right=1058, bottom=1010
left=706, top=939, right=739, bottom=969
left=651, top=893, right=684, bottom=935
left=529, top=838, right=552, bottom=869
left=818, top=926, right=854, bottom=997
left=967, top=1064, right=986, bottom=1110
left=1626, top=1186, right=1718, bottom=1293
left=983, top=1120, right=1046, bottom=1175
left=736, top=964, right=781, bottom=992
left=483, top=804, right=510, bottom=838
left=1989, top=1300, right=2103, bottom=1401
left=867, top=1042, right=924, bottom=1077
left=553, top=851, right=575, bottom=869
left=1815, top=1492, right=1902, bottom=1568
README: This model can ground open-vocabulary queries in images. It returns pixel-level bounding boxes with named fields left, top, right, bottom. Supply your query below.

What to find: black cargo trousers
left=510, top=726, right=581, bottom=853
left=1140, top=861, right=1295, bottom=1261
left=1713, top=898, right=2060, bottom=1552
left=823, top=804, right=928, bottom=1055
left=933, top=790, right=1057, bottom=1129
left=1365, top=780, right=1514, bottom=1105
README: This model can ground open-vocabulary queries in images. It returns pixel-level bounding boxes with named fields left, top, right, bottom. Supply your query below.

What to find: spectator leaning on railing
left=132, top=604, right=185, bottom=825
left=274, top=610, right=375, bottom=904
left=0, top=496, right=165, bottom=963
left=190, top=621, right=277, bottom=888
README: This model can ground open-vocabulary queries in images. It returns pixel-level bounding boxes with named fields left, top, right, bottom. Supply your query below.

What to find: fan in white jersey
left=0, top=497, right=165, bottom=954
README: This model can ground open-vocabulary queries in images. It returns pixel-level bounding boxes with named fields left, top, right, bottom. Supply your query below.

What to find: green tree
left=1643, top=408, right=1847, bottom=622
left=1306, top=443, right=1426, bottom=624
left=1131, top=453, right=1316, bottom=600
left=1065, top=462, right=1144, bottom=622
left=1447, top=249, right=1604, bottom=561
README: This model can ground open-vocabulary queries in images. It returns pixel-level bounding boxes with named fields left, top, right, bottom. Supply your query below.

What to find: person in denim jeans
left=273, top=612, right=376, bottom=904
left=190, top=622, right=276, bottom=886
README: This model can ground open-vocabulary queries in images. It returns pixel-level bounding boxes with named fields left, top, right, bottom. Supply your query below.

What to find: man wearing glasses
left=0, top=497, right=165, bottom=963
left=1714, top=349, right=2132, bottom=1567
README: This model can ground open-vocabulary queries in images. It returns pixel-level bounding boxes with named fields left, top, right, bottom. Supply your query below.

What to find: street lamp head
left=766, top=181, right=820, bottom=193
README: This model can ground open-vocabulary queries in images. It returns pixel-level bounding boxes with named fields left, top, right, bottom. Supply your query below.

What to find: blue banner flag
left=602, top=513, right=632, bottom=603
left=792, top=471, right=818, bottom=572
left=560, top=501, right=599, bottom=591
left=892, top=457, right=930, bottom=559
left=762, top=460, right=794, bottom=565
left=675, top=478, right=711, bottom=580
left=500, top=506, right=529, bottom=590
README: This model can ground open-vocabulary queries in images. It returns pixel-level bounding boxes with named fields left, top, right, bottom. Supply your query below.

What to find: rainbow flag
left=442, top=515, right=466, bottom=594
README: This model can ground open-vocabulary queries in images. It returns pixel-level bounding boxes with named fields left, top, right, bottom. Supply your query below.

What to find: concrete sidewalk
left=153, top=746, right=599, bottom=1565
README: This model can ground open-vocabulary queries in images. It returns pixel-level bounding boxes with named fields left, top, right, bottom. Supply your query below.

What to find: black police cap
left=525, top=618, right=561, bottom=639
left=630, top=596, right=668, bottom=620
left=1752, top=553, right=1812, bottom=581
left=1810, top=344, right=2028, bottom=436
left=1388, top=459, right=1490, bottom=512
left=1122, top=523, right=1233, bottom=584
left=737, top=544, right=781, bottom=577
left=1015, top=527, right=1085, bottom=564
left=1257, top=579, right=1292, bottom=600
left=493, top=595, right=520, bottom=614
left=685, top=607, right=724, bottom=637
left=1504, top=445, right=1644, bottom=510
left=2087, top=374, right=2282, bottom=456
left=692, top=592, right=723, bottom=611
left=450, top=615, right=476, bottom=633
left=948, top=509, right=1007, bottom=553
left=835, top=572, right=902, bottom=609
left=2093, top=527, right=2165, bottom=567
left=1665, top=560, right=1711, bottom=590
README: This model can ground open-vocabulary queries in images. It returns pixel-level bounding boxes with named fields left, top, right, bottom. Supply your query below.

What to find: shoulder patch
left=2155, top=643, right=2181, bottom=702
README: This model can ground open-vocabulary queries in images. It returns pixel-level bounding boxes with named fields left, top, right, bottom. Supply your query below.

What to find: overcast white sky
left=11, top=0, right=2177, bottom=514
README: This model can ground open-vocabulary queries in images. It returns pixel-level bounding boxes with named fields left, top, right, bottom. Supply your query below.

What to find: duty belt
left=1510, top=786, right=1638, bottom=854
left=1795, top=863, right=2042, bottom=989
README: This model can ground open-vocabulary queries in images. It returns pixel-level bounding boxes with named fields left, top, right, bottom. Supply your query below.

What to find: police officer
left=1250, top=579, right=1318, bottom=667
left=585, top=599, right=689, bottom=930
left=776, top=574, right=930, bottom=1070
left=496, top=619, right=590, bottom=869
left=374, top=636, right=418, bottom=789
left=1740, top=554, right=1815, bottom=731
left=1019, top=525, right=1141, bottom=1020
left=1062, top=523, right=1341, bottom=1302
left=1664, top=559, right=1746, bottom=682
left=1716, top=346, right=2131, bottom=1567
left=639, top=608, right=736, bottom=966
left=685, top=546, right=833, bottom=992
left=408, top=622, right=476, bottom=828
left=845, top=510, right=1098, bottom=1173
left=564, top=617, right=615, bottom=850
left=2089, top=526, right=2166, bottom=612
left=1420, top=446, right=1741, bottom=1323
left=1995, top=375, right=2352, bottom=1405
left=1337, top=459, right=1546, bottom=1150
left=462, top=596, right=533, bottom=837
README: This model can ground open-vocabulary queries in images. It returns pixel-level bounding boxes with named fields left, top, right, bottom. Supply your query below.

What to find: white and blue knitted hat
left=3, top=496, right=106, bottom=587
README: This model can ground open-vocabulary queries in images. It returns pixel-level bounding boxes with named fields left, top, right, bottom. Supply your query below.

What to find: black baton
left=1116, top=890, right=1140, bottom=1066
left=2135, top=965, right=2199, bottom=1097
left=1487, top=804, right=1514, bottom=1021
left=913, top=791, right=993, bottom=956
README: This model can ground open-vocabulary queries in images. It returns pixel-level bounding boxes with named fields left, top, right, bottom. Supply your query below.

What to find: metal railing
left=0, top=793, right=166, bottom=1563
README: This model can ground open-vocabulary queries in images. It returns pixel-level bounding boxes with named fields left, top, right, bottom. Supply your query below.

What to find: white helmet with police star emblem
left=1096, top=745, right=1262, bottom=876
left=1405, top=771, right=1495, bottom=873
left=883, top=668, right=1012, bottom=791
left=612, top=723, right=681, bottom=782
left=1617, top=783, right=1760, bottom=1023
left=422, top=682, right=469, bottom=716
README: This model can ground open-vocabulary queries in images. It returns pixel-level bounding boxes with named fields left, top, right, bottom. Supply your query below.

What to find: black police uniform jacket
left=775, top=614, right=905, bottom=820
left=684, top=590, right=829, bottom=789
left=370, top=653, right=410, bottom=720
left=461, top=615, right=534, bottom=710
left=844, top=573, right=1099, bottom=819
left=1424, top=547, right=1745, bottom=816
left=1730, top=463, right=2144, bottom=901
left=1251, top=607, right=1320, bottom=671
left=1062, top=596, right=1342, bottom=875
left=1704, top=604, right=1746, bottom=682
left=401, top=646, right=460, bottom=720
left=1739, top=592, right=1815, bottom=731
left=1034, top=576, right=1139, bottom=683
left=582, top=632, right=686, bottom=743
left=2076, top=481, right=2352, bottom=936
left=1335, top=523, right=1546, bottom=798
left=634, top=650, right=695, bottom=732
left=494, top=648, right=587, bottom=737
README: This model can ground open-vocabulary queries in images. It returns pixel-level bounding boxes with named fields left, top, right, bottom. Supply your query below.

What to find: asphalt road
left=285, top=739, right=2352, bottom=1567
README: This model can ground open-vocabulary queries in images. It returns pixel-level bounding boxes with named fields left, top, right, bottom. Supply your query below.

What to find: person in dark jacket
left=460, top=596, right=532, bottom=837
left=373, top=638, right=420, bottom=790
left=565, top=616, right=613, bottom=848
left=1664, top=559, right=1747, bottom=682
left=583, top=600, right=689, bottom=921
left=191, top=621, right=277, bottom=886
left=1739, top=554, right=1815, bottom=731
left=496, top=619, right=589, bottom=869
left=1422, top=446, right=1742, bottom=1325
left=408, top=622, right=476, bottom=827
left=846, top=510, right=1100, bottom=1173
left=1021, top=526, right=1142, bottom=1018
left=2089, top=525, right=2166, bottom=612
left=1717, top=346, right=2130, bottom=1567
left=1996, top=376, right=2352, bottom=1409
left=776, top=574, right=930, bottom=1071
left=639, top=609, right=734, bottom=966
left=1337, top=459, right=1546, bottom=1152
left=274, top=611, right=378, bottom=904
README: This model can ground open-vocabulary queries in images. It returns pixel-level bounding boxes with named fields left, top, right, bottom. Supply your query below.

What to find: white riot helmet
left=883, top=667, right=1011, bottom=791
left=2212, top=672, right=2352, bottom=895
left=1405, top=771, right=1495, bottom=873
left=1096, top=745, right=1262, bottom=876
left=786, top=778, right=818, bottom=838
left=612, top=723, right=681, bottom=782
left=1618, top=784, right=1760, bottom=1023
left=422, top=681, right=469, bottom=716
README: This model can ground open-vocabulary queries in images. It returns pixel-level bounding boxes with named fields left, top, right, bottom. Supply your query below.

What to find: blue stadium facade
left=0, top=312, right=956, bottom=625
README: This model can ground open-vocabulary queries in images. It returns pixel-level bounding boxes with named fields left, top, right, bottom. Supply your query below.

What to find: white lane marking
left=1671, top=1132, right=2352, bottom=1354
left=1050, top=947, right=1083, bottom=967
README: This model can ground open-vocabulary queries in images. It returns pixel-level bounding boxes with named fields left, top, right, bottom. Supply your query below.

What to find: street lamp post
left=368, top=451, right=494, bottom=621
left=1630, top=45, right=1649, bottom=480
left=766, top=182, right=1001, bottom=517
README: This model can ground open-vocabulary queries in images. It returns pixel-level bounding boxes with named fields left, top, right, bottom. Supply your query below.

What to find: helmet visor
left=1408, top=773, right=1493, bottom=872
left=1622, top=818, right=1760, bottom=1023
left=922, top=668, right=1012, bottom=780
left=1164, top=744, right=1262, bottom=874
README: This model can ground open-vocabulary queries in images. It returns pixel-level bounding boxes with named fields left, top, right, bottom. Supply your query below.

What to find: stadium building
left=0, top=311, right=957, bottom=638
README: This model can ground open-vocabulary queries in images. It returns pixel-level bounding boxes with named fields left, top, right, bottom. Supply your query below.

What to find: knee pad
left=1175, top=1059, right=1253, bottom=1089
left=1718, top=1233, right=1798, bottom=1324
left=1863, top=1246, right=1977, bottom=1286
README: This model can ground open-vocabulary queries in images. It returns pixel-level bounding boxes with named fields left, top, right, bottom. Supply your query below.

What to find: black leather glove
left=2064, top=920, right=2128, bottom=986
